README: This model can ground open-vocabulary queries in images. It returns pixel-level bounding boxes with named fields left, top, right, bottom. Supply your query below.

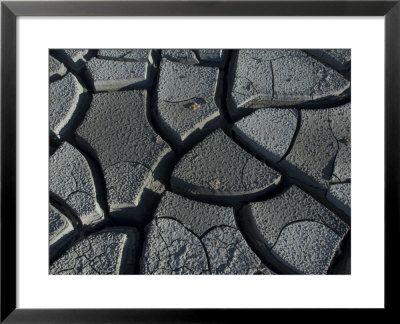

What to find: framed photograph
left=1, top=0, right=397, bottom=321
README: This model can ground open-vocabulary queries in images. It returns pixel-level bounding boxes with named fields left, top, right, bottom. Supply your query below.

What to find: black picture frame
left=1, top=0, right=398, bottom=322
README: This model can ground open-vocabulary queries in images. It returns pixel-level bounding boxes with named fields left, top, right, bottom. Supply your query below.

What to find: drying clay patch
left=229, top=49, right=349, bottom=117
left=171, top=129, right=281, bottom=204
left=48, top=48, right=351, bottom=275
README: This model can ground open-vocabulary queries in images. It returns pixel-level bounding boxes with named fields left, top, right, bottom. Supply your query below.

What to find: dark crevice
left=221, top=49, right=237, bottom=126
left=327, top=230, right=351, bottom=274
left=49, top=48, right=351, bottom=275
left=49, top=139, right=60, bottom=156
left=135, top=226, right=148, bottom=274
left=49, top=195, right=83, bottom=264
left=229, top=124, right=350, bottom=225
left=51, top=226, right=140, bottom=274
left=67, top=144, right=165, bottom=230
left=82, top=225, right=142, bottom=274
left=170, top=174, right=281, bottom=207
left=191, top=49, right=201, bottom=63
left=166, top=188, right=237, bottom=208
left=197, top=61, right=225, bottom=68
left=234, top=204, right=298, bottom=274
left=150, top=49, right=162, bottom=68
left=218, top=50, right=235, bottom=129
left=285, top=175, right=350, bottom=225
left=227, top=50, right=350, bottom=120
left=66, top=137, right=110, bottom=225
left=49, top=81, right=92, bottom=147
left=148, top=57, right=226, bottom=158
left=109, top=188, right=163, bottom=229
left=144, top=52, right=179, bottom=191
left=120, top=227, right=141, bottom=275
left=64, top=57, right=171, bottom=225
left=329, top=179, right=351, bottom=185
left=64, top=92, right=92, bottom=141
left=49, top=73, right=64, bottom=84
left=48, top=209, right=134, bottom=267
left=302, top=49, right=351, bottom=81
left=237, top=176, right=286, bottom=204
left=146, top=53, right=176, bottom=157
left=227, top=94, right=351, bottom=127
left=50, top=49, right=96, bottom=92
left=50, top=193, right=83, bottom=232
left=192, top=49, right=229, bottom=68
left=322, top=153, right=337, bottom=184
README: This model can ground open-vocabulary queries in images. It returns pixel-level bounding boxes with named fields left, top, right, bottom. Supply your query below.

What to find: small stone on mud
left=209, top=178, right=221, bottom=190
left=189, top=102, right=201, bottom=110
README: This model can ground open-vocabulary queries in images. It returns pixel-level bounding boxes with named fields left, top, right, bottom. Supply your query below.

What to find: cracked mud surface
left=49, top=49, right=351, bottom=275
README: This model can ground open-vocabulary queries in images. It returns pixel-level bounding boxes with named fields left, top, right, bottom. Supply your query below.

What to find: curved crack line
left=51, top=48, right=352, bottom=276
left=82, top=255, right=102, bottom=275
left=269, top=218, right=347, bottom=251
left=240, top=156, right=252, bottom=189
left=104, top=160, right=153, bottom=177
left=227, top=117, right=350, bottom=223
left=162, top=95, right=208, bottom=104
left=53, top=267, right=76, bottom=275
left=278, top=108, right=301, bottom=163
left=155, top=218, right=185, bottom=272
left=233, top=206, right=299, bottom=274
left=155, top=217, right=248, bottom=273
left=64, top=189, right=95, bottom=202
left=250, top=55, right=286, bottom=63
left=199, top=224, right=238, bottom=240
left=327, top=111, right=341, bottom=182
left=155, top=216, right=211, bottom=272
left=49, top=192, right=84, bottom=233
left=67, top=164, right=97, bottom=199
